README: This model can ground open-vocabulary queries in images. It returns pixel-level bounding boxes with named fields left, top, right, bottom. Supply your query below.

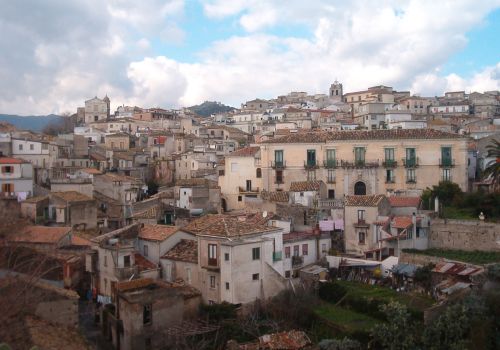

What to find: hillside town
left=1, top=82, right=500, bottom=349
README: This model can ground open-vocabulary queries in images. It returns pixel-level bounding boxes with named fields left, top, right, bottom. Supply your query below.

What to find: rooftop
left=9, top=226, right=71, bottom=244
left=262, top=129, right=465, bottom=144
left=389, top=196, right=421, bottom=208
left=182, top=214, right=278, bottom=238
left=51, top=191, right=94, bottom=202
left=392, top=216, right=413, bottom=229
left=0, top=156, right=26, bottom=164
left=227, top=146, right=260, bottom=157
left=260, top=190, right=289, bottom=203
left=162, top=239, right=198, bottom=263
left=138, top=224, right=179, bottom=242
left=290, top=180, right=323, bottom=192
left=345, top=194, right=386, bottom=207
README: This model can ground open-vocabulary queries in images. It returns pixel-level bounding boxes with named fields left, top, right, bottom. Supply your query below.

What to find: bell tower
left=329, top=80, right=343, bottom=103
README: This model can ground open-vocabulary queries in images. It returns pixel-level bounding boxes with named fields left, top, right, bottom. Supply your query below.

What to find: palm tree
left=483, top=139, right=500, bottom=190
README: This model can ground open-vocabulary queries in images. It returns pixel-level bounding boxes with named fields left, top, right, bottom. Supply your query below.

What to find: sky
left=0, top=0, right=499, bottom=115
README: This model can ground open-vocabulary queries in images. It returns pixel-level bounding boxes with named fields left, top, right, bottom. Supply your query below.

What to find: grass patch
left=442, top=206, right=477, bottom=220
left=336, top=280, right=434, bottom=312
left=314, top=303, right=380, bottom=333
left=403, top=248, right=500, bottom=265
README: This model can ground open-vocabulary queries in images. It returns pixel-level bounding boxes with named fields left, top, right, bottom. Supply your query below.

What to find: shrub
left=319, top=282, right=347, bottom=304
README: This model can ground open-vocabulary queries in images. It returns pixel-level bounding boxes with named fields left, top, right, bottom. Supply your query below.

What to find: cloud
left=0, top=0, right=499, bottom=114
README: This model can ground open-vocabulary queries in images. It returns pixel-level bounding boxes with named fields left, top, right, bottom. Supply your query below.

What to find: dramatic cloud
left=0, top=0, right=499, bottom=114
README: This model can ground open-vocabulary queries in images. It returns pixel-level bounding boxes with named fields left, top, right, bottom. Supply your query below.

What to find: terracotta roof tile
left=290, top=181, right=323, bottom=192
left=182, top=214, right=278, bottom=237
left=81, top=168, right=102, bottom=175
left=9, top=226, right=71, bottom=244
left=51, top=191, right=94, bottom=202
left=71, top=235, right=91, bottom=246
left=22, top=195, right=48, bottom=203
left=162, top=239, right=198, bottom=263
left=117, top=278, right=155, bottom=292
left=139, top=224, right=179, bottom=241
left=262, top=129, right=464, bottom=144
left=228, top=146, right=260, bottom=157
left=134, top=253, right=157, bottom=270
left=389, top=196, right=421, bottom=208
left=260, top=191, right=289, bottom=203
left=0, top=157, right=25, bottom=164
left=345, top=194, right=386, bottom=207
left=392, top=216, right=413, bottom=229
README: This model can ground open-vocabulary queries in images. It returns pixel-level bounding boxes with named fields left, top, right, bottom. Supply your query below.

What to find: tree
left=483, top=139, right=500, bottom=190
left=422, top=303, right=471, bottom=350
left=41, top=112, right=75, bottom=136
left=420, top=181, right=463, bottom=210
left=318, top=338, right=361, bottom=350
left=371, top=301, right=418, bottom=350
left=413, top=263, right=434, bottom=293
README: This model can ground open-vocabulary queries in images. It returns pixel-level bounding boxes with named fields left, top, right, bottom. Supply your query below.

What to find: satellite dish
left=262, top=211, right=268, bottom=218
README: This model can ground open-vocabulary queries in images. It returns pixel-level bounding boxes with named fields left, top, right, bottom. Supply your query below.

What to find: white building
left=0, top=157, right=33, bottom=199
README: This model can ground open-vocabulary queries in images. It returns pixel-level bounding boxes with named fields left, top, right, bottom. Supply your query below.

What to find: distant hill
left=0, top=114, right=63, bottom=132
left=188, top=101, right=235, bottom=117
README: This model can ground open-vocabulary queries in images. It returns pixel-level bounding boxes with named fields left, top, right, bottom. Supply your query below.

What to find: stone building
left=84, top=95, right=110, bottom=123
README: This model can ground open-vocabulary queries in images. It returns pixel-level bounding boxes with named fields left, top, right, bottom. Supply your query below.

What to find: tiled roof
left=99, top=172, right=138, bottom=182
left=10, top=226, right=71, bottom=244
left=0, top=157, right=24, bottom=164
left=290, top=181, right=323, bottom=192
left=228, top=146, right=260, bottom=157
left=261, top=190, right=289, bottom=203
left=139, top=224, right=179, bottom=241
left=262, top=129, right=465, bottom=144
left=81, top=168, right=102, bottom=175
left=392, top=216, right=413, bottom=229
left=51, top=191, right=94, bottom=202
left=181, top=214, right=278, bottom=237
left=162, top=239, right=198, bottom=263
left=134, top=253, right=157, bottom=270
left=345, top=194, right=386, bottom=207
left=71, top=235, right=91, bottom=246
left=133, top=206, right=159, bottom=219
left=283, top=231, right=319, bottom=242
left=22, top=195, right=48, bottom=203
left=175, top=178, right=219, bottom=188
left=117, top=278, right=155, bottom=292
left=389, top=196, right=421, bottom=208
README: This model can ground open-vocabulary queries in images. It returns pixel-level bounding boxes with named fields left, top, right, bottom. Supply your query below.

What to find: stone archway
left=354, top=181, right=366, bottom=195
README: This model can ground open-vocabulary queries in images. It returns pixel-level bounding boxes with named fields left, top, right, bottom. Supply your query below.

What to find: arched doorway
left=354, top=181, right=366, bottom=195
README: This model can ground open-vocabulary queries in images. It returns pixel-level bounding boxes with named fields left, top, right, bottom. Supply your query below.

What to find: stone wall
left=429, top=219, right=500, bottom=252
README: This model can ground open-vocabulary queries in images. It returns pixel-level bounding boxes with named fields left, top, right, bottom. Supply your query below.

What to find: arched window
left=354, top=181, right=366, bottom=195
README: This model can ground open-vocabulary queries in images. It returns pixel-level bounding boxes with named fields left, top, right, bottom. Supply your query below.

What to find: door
left=328, top=189, right=335, bottom=199
left=246, top=180, right=252, bottom=191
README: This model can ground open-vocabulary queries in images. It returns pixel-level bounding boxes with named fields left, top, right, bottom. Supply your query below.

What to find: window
left=274, top=150, right=284, bottom=167
left=307, top=170, right=316, bottom=181
left=104, top=255, right=107, bottom=267
left=104, top=278, right=107, bottom=293
left=328, top=189, right=335, bottom=199
left=354, top=147, right=365, bottom=164
left=285, top=270, right=291, bottom=278
left=186, top=267, right=191, bottom=284
left=30, top=144, right=34, bottom=150
left=210, top=275, right=216, bottom=288
left=322, top=243, right=327, bottom=253
left=327, top=169, right=335, bottom=183
left=252, top=273, right=259, bottom=281
left=123, top=255, right=130, bottom=267
left=224, top=253, right=229, bottom=261
left=359, top=232, right=366, bottom=244
left=252, top=247, right=260, bottom=260
left=256, top=168, right=262, bottom=178
left=1, top=166, right=13, bottom=174
left=144, top=245, right=148, bottom=257
left=302, top=244, right=308, bottom=256
left=326, top=149, right=336, bottom=166
left=143, top=304, right=152, bottom=324
left=384, top=148, right=394, bottom=162
left=441, top=146, right=452, bottom=167
left=306, top=149, right=316, bottom=166
left=226, top=282, right=230, bottom=290
left=18, top=144, right=23, bottom=151
left=238, top=195, right=242, bottom=202
left=357, top=210, right=365, bottom=221
left=285, top=246, right=291, bottom=258
left=208, top=244, right=217, bottom=266
left=386, top=169, right=394, bottom=183
left=275, top=170, right=283, bottom=183
left=246, top=180, right=252, bottom=191
left=405, top=148, right=416, bottom=166
left=442, top=168, right=451, bottom=181
left=293, top=245, right=299, bottom=257
left=406, top=169, right=416, bottom=183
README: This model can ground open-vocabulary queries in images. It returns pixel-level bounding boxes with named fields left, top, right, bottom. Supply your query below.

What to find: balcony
left=441, top=175, right=453, bottom=182
left=385, top=177, right=395, bottom=184
left=292, top=255, right=304, bottom=268
left=271, top=161, right=286, bottom=169
left=406, top=178, right=417, bottom=184
left=341, top=160, right=379, bottom=168
left=323, top=160, right=339, bottom=168
left=317, top=198, right=344, bottom=208
left=382, top=160, right=397, bottom=168
left=273, top=251, right=283, bottom=262
left=304, top=160, right=319, bottom=170
left=203, top=258, right=219, bottom=270
left=114, top=266, right=138, bottom=280
left=239, top=186, right=260, bottom=193
left=439, top=158, right=455, bottom=168
left=402, top=157, right=419, bottom=168
left=354, top=219, right=369, bottom=228
left=326, top=177, right=336, bottom=184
